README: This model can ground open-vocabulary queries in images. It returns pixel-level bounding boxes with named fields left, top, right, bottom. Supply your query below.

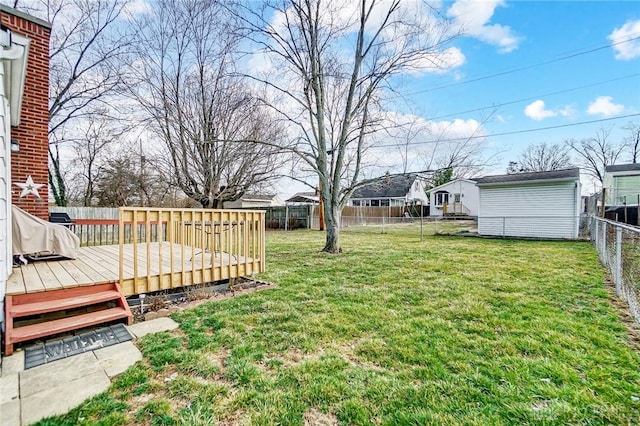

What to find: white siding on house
left=0, top=67, right=8, bottom=328
left=478, top=181, right=579, bottom=239
left=428, top=179, right=478, bottom=217
left=406, top=178, right=429, bottom=204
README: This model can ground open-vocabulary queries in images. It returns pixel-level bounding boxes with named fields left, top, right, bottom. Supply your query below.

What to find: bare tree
left=507, top=142, right=572, bottom=173
left=241, top=0, right=458, bottom=252
left=130, top=0, right=285, bottom=208
left=68, top=115, right=120, bottom=206
left=566, top=127, right=626, bottom=184
left=13, top=0, right=137, bottom=206
left=623, top=121, right=640, bottom=163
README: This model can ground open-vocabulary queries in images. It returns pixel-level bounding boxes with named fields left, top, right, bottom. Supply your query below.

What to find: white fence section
left=591, top=216, right=640, bottom=323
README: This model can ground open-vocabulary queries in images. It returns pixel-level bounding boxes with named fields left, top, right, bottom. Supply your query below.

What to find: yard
left=38, top=230, right=639, bottom=425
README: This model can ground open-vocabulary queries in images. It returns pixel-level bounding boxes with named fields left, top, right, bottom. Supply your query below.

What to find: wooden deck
left=7, top=242, right=260, bottom=297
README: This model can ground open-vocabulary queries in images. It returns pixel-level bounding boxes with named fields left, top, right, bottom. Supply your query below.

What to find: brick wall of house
left=1, top=8, right=50, bottom=220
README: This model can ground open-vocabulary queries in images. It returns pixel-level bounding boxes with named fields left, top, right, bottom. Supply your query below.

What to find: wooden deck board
left=6, top=242, right=259, bottom=296
left=6, top=268, right=25, bottom=294
left=33, top=263, right=63, bottom=292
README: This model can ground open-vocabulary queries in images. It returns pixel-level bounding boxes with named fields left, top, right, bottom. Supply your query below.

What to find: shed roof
left=286, top=192, right=319, bottom=204
left=605, top=163, right=640, bottom=173
left=475, top=168, right=580, bottom=186
left=351, top=173, right=422, bottom=199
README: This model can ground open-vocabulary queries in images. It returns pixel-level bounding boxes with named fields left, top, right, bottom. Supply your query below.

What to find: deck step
left=9, top=307, right=130, bottom=344
left=9, top=290, right=122, bottom=316
left=4, top=282, right=133, bottom=356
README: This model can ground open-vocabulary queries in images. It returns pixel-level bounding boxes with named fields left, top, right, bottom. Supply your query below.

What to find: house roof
left=286, top=192, right=319, bottom=204
left=475, top=168, right=580, bottom=186
left=239, top=194, right=276, bottom=201
left=0, top=5, right=52, bottom=29
left=351, top=173, right=422, bottom=199
left=605, top=164, right=640, bottom=173
left=426, top=178, right=477, bottom=194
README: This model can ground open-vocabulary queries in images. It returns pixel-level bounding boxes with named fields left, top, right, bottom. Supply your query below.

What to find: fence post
left=601, top=222, right=607, bottom=265
left=420, top=213, right=424, bottom=241
left=382, top=216, right=385, bottom=234
left=434, top=218, right=438, bottom=235
left=615, top=226, right=622, bottom=297
left=284, top=205, right=289, bottom=232
left=594, top=219, right=599, bottom=247
left=502, top=217, right=506, bottom=238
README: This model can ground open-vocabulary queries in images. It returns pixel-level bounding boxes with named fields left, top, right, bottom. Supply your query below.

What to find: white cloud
left=406, top=47, right=466, bottom=75
left=448, top=0, right=521, bottom=53
left=524, top=100, right=557, bottom=121
left=559, top=105, right=576, bottom=118
left=587, top=96, right=624, bottom=116
left=123, top=0, right=152, bottom=21
left=608, top=19, right=640, bottom=60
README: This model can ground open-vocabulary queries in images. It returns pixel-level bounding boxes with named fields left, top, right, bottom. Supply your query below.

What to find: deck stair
left=4, top=282, right=132, bottom=356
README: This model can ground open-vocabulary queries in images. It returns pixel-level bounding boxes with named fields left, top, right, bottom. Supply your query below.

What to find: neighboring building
left=427, top=178, right=479, bottom=217
left=476, top=168, right=581, bottom=239
left=348, top=173, right=429, bottom=207
left=286, top=191, right=319, bottom=205
left=0, top=6, right=51, bottom=336
left=603, top=163, right=640, bottom=206
left=223, top=194, right=283, bottom=209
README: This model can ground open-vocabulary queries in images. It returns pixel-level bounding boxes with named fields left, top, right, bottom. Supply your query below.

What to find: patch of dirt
left=602, top=277, right=640, bottom=352
left=130, top=279, right=277, bottom=323
left=304, top=408, right=338, bottom=426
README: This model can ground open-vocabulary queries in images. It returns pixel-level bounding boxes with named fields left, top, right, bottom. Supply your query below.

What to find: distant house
left=348, top=173, right=429, bottom=207
left=476, top=168, right=581, bottom=239
left=603, top=163, right=640, bottom=206
left=286, top=191, right=319, bottom=205
left=223, top=194, right=283, bottom=209
left=427, top=178, right=479, bottom=217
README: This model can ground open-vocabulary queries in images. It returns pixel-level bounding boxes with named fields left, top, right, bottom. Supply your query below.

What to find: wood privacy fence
left=118, top=208, right=265, bottom=296
left=52, top=205, right=422, bottom=234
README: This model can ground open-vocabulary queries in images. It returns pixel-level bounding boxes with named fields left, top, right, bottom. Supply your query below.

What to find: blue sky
left=395, top=0, right=640, bottom=175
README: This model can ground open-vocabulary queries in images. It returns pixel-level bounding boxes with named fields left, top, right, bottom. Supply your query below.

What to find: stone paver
left=94, top=341, right=142, bottom=378
left=0, top=317, right=180, bottom=425
left=1, top=399, right=20, bottom=426
left=0, top=372, right=19, bottom=403
left=21, top=370, right=111, bottom=426
left=127, top=317, right=178, bottom=338
left=19, top=352, right=101, bottom=398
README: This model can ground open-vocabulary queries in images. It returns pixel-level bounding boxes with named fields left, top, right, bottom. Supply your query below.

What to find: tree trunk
left=322, top=199, right=341, bottom=253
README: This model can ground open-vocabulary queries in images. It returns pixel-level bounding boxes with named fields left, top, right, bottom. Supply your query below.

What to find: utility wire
left=402, top=34, right=640, bottom=96
left=426, top=73, right=640, bottom=121
left=373, top=113, right=640, bottom=148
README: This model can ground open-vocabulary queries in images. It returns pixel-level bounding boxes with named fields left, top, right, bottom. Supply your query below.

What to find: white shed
left=427, top=178, right=478, bottom=217
left=476, top=168, right=581, bottom=239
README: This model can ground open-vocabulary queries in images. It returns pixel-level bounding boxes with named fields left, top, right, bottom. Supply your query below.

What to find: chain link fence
left=309, top=215, right=477, bottom=238
left=591, top=216, right=640, bottom=323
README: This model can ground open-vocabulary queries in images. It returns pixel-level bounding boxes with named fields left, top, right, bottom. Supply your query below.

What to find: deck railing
left=442, top=202, right=471, bottom=216
left=117, top=208, right=265, bottom=296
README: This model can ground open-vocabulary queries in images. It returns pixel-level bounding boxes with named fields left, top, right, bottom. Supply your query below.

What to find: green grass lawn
left=38, top=231, right=640, bottom=425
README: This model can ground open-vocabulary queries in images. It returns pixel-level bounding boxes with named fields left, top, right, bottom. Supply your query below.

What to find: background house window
left=434, top=191, right=449, bottom=206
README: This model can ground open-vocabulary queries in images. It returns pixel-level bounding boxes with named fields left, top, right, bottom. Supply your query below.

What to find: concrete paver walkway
left=0, top=318, right=179, bottom=426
